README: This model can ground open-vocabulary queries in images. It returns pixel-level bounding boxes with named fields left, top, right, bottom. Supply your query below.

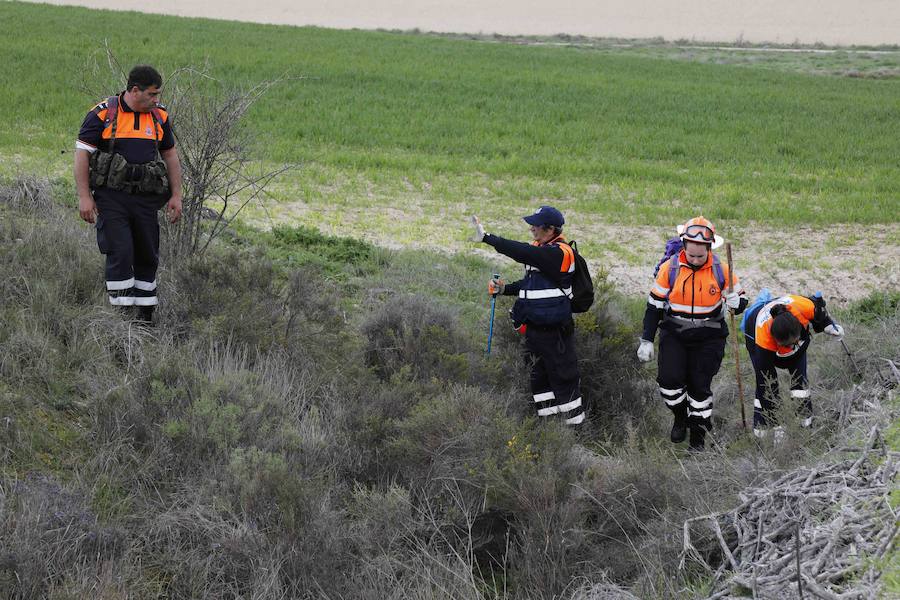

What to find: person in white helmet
left=637, top=217, right=747, bottom=450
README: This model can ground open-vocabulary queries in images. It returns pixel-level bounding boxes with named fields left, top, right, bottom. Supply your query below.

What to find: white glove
left=637, top=339, right=654, bottom=362
left=824, top=323, right=844, bottom=338
left=723, top=290, right=741, bottom=310
left=470, top=215, right=486, bottom=242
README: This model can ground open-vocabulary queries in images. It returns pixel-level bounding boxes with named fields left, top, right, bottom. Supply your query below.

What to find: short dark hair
left=126, top=65, right=162, bottom=91
left=770, top=304, right=802, bottom=345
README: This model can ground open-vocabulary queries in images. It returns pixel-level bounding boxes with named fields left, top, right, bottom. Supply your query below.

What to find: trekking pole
left=840, top=338, right=863, bottom=377
left=725, top=243, right=748, bottom=430
left=812, top=291, right=862, bottom=377
left=486, top=273, right=500, bottom=355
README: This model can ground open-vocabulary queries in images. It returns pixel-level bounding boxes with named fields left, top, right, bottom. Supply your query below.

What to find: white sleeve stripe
left=648, top=297, right=667, bottom=309
left=76, top=140, right=97, bottom=153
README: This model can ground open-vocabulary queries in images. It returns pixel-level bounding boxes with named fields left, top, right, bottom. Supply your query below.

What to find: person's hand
left=166, top=194, right=183, bottom=224
left=637, top=339, right=654, bottom=362
left=470, top=215, right=485, bottom=242
left=824, top=323, right=844, bottom=338
left=78, top=194, right=97, bottom=224
left=488, top=276, right=504, bottom=296
left=723, top=289, right=741, bottom=310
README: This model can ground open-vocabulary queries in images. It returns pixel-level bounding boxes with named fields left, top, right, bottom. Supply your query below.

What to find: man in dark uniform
left=471, top=206, right=585, bottom=425
left=74, top=64, right=183, bottom=323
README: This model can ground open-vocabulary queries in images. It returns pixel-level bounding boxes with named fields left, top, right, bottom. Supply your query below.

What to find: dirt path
left=588, top=224, right=898, bottom=306
left=28, top=0, right=900, bottom=46
left=254, top=198, right=898, bottom=306
left=469, top=223, right=899, bottom=306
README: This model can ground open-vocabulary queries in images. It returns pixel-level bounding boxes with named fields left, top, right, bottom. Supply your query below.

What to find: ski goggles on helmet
left=681, top=224, right=716, bottom=243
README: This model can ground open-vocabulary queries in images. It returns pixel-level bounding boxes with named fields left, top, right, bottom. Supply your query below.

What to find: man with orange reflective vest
left=637, top=217, right=747, bottom=450
left=74, top=65, right=183, bottom=324
left=471, top=206, right=585, bottom=426
left=742, top=292, right=843, bottom=438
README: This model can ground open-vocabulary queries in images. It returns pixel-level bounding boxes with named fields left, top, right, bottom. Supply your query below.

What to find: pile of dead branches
left=683, top=426, right=898, bottom=600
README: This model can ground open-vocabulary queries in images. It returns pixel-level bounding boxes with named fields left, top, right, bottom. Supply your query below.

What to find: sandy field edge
left=23, top=0, right=900, bottom=46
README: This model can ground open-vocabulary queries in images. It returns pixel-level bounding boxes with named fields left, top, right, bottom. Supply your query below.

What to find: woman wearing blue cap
left=471, top=206, right=585, bottom=426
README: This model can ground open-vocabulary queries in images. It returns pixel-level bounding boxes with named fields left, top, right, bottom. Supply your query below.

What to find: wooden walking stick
left=725, top=243, right=748, bottom=430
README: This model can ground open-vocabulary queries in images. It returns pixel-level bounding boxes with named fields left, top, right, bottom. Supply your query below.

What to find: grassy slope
left=1, top=1, right=899, bottom=233
left=1, top=176, right=896, bottom=598
left=0, top=1, right=897, bottom=593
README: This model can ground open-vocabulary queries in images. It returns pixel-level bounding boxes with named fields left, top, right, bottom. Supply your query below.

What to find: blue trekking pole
left=486, top=273, right=501, bottom=355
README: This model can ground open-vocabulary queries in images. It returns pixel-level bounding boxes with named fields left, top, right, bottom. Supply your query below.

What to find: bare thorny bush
left=80, top=42, right=295, bottom=262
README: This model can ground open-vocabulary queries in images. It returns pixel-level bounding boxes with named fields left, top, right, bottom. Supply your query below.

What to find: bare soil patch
left=252, top=199, right=898, bottom=307
left=29, top=0, right=900, bottom=46
left=478, top=222, right=899, bottom=307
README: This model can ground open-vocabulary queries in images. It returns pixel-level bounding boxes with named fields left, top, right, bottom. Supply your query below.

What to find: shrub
left=138, top=491, right=276, bottom=600
left=362, top=294, right=475, bottom=382
left=848, top=290, right=900, bottom=325
left=164, top=247, right=286, bottom=348
left=0, top=474, right=125, bottom=599
left=576, top=272, right=650, bottom=434
left=269, top=224, right=388, bottom=276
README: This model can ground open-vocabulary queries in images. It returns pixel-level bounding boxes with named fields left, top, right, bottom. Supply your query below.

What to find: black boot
left=670, top=404, right=688, bottom=443
left=688, top=425, right=705, bottom=451
left=136, top=305, right=155, bottom=326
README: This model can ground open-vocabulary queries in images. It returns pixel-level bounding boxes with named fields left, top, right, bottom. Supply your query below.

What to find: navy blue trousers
left=742, top=305, right=812, bottom=428
left=524, top=322, right=584, bottom=425
left=657, top=329, right=726, bottom=432
left=94, top=188, right=166, bottom=306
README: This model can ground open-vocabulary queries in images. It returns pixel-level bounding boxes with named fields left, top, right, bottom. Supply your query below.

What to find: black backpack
left=561, top=240, right=594, bottom=313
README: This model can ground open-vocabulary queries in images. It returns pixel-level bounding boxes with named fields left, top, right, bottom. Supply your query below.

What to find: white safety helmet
left=676, top=216, right=724, bottom=249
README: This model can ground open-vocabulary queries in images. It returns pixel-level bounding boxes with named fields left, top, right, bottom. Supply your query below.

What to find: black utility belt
left=663, top=314, right=724, bottom=331
left=90, top=151, right=169, bottom=195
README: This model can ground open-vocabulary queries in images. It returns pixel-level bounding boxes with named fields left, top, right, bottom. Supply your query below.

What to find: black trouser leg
left=525, top=324, right=584, bottom=425
left=685, top=336, right=726, bottom=448
left=131, top=193, right=163, bottom=307
left=786, top=352, right=811, bottom=426
left=745, top=342, right=776, bottom=429
left=657, top=330, right=688, bottom=415
left=744, top=309, right=776, bottom=431
left=660, top=330, right=725, bottom=449
left=94, top=189, right=136, bottom=306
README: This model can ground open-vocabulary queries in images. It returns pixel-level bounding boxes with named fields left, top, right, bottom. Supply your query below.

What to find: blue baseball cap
left=523, top=205, right=565, bottom=227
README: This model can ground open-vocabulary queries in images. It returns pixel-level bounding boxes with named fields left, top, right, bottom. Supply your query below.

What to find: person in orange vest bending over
left=471, top=206, right=585, bottom=426
left=637, top=217, right=747, bottom=450
left=741, top=292, right=843, bottom=438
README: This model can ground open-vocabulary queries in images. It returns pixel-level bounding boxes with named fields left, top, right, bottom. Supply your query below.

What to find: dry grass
left=0, top=177, right=896, bottom=599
